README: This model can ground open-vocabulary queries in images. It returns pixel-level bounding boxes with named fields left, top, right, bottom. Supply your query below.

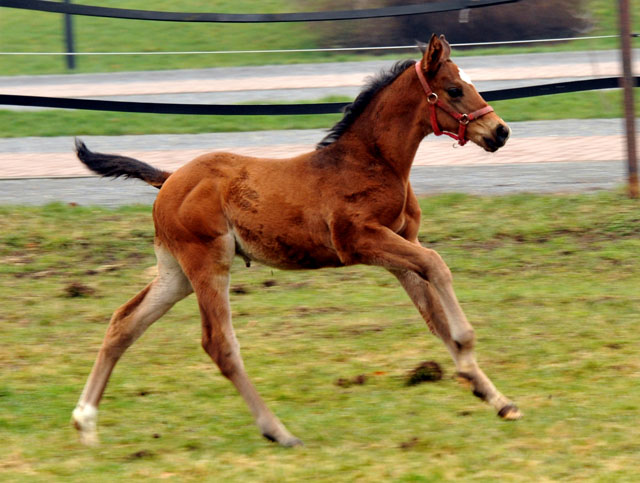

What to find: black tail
left=75, top=138, right=171, bottom=189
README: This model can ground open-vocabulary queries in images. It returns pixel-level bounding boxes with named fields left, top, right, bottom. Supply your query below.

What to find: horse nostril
left=496, top=124, right=510, bottom=144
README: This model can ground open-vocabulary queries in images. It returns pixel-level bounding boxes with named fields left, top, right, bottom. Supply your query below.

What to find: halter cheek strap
left=414, top=62, right=494, bottom=146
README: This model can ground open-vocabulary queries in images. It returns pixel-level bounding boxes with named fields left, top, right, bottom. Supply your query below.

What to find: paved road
left=0, top=160, right=627, bottom=207
left=0, top=118, right=634, bottom=205
left=0, top=118, right=632, bottom=206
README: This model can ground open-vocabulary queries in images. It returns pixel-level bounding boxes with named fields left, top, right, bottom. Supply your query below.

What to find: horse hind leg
left=178, top=235, right=302, bottom=447
left=392, top=268, right=521, bottom=420
left=200, top=296, right=301, bottom=446
left=72, top=244, right=193, bottom=445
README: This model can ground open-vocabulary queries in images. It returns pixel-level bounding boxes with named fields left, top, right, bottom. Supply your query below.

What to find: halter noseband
left=414, top=62, right=494, bottom=146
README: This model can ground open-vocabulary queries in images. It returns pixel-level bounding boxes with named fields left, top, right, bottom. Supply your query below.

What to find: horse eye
left=447, top=87, right=463, bottom=98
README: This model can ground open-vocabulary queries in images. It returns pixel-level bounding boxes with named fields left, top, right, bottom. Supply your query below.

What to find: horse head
left=417, top=34, right=510, bottom=152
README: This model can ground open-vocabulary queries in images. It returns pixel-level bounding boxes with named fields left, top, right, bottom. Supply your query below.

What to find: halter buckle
left=459, top=113, right=470, bottom=125
left=427, top=92, right=438, bottom=104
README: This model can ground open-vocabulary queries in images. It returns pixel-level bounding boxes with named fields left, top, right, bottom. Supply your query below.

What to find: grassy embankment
left=0, top=0, right=637, bottom=75
left=1, top=192, right=639, bottom=481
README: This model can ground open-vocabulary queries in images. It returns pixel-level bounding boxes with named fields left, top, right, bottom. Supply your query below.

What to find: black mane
left=316, top=59, right=416, bottom=149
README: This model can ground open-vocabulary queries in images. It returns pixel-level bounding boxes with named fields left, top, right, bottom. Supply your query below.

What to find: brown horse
left=72, top=34, right=519, bottom=448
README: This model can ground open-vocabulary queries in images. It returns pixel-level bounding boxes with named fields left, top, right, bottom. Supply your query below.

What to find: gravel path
left=0, top=118, right=633, bottom=206
left=0, top=161, right=626, bottom=207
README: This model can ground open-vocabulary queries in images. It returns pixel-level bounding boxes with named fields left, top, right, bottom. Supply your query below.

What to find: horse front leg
left=391, top=268, right=520, bottom=419
left=336, top=225, right=520, bottom=419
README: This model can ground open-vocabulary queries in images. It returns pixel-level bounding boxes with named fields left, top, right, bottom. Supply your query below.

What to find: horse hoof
left=263, top=432, right=303, bottom=447
left=78, top=429, right=100, bottom=447
left=72, top=419, right=99, bottom=446
left=72, top=405, right=99, bottom=446
left=498, top=404, right=522, bottom=420
left=282, top=436, right=304, bottom=448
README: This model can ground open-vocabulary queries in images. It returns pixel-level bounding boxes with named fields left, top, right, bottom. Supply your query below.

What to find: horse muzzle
left=482, top=123, right=511, bottom=152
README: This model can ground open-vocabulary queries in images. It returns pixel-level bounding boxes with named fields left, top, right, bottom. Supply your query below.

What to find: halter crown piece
left=414, top=62, right=494, bottom=146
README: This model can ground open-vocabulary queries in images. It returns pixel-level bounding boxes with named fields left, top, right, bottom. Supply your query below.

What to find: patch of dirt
left=335, top=374, right=367, bottom=388
left=335, top=378, right=350, bottom=388
left=63, top=282, right=96, bottom=298
left=399, top=437, right=419, bottom=450
left=405, top=361, right=443, bottom=386
left=262, top=279, right=278, bottom=288
left=30, top=270, right=61, bottom=279
left=126, top=450, right=154, bottom=460
left=2, top=254, right=35, bottom=265
left=296, top=306, right=344, bottom=317
left=85, top=263, right=124, bottom=275
left=344, top=325, right=385, bottom=336
left=231, top=285, right=249, bottom=295
left=289, top=281, right=309, bottom=289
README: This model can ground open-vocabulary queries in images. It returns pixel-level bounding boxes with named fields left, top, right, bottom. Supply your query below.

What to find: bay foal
left=72, top=35, right=519, bottom=447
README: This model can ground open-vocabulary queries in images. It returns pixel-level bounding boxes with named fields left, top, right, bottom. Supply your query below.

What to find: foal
left=72, top=34, right=519, bottom=447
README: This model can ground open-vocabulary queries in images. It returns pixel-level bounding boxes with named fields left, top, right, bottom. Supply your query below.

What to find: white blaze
left=458, top=68, right=474, bottom=86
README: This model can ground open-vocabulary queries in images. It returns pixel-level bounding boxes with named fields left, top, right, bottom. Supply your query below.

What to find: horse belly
left=232, top=224, right=342, bottom=270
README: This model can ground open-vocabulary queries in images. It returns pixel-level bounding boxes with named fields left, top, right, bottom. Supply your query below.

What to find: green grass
left=0, top=0, right=320, bottom=76
left=2, top=89, right=639, bottom=138
left=1, top=191, right=640, bottom=481
left=0, top=106, right=342, bottom=138
left=0, top=0, right=638, bottom=75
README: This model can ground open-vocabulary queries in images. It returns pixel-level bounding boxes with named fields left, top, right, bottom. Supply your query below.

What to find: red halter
left=414, top=62, right=494, bottom=146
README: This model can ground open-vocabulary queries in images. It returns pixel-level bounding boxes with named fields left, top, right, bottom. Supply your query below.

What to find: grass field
left=1, top=192, right=639, bottom=481
left=0, top=0, right=638, bottom=75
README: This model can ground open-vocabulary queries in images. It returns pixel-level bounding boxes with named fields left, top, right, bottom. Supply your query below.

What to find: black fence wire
left=1, top=77, right=638, bottom=116
left=0, top=0, right=519, bottom=23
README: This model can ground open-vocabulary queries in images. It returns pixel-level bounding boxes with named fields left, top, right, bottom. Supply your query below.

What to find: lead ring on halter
left=414, top=62, right=493, bottom=146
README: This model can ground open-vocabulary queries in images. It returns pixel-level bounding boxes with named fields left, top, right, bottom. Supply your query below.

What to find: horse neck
left=341, top=67, right=428, bottom=180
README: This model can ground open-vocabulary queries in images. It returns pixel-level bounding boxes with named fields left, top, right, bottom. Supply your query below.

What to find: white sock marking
left=73, top=403, right=97, bottom=431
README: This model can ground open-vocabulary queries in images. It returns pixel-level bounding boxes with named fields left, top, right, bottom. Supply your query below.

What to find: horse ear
left=416, top=39, right=428, bottom=54
left=438, top=34, right=451, bottom=58
left=421, top=33, right=451, bottom=75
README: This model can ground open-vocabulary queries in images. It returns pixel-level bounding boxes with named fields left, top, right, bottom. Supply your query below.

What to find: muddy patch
left=335, top=374, right=367, bottom=388
left=405, top=361, right=443, bottom=386
left=63, top=282, right=96, bottom=298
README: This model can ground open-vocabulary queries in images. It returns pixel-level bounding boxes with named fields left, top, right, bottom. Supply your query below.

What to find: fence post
left=63, top=0, right=76, bottom=70
left=618, top=0, right=637, bottom=198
